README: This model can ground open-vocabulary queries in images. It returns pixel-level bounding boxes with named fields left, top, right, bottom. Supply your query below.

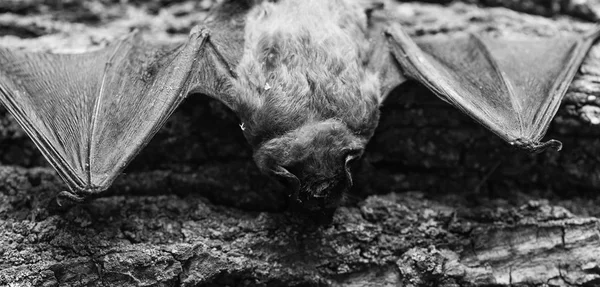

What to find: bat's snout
left=268, top=148, right=361, bottom=211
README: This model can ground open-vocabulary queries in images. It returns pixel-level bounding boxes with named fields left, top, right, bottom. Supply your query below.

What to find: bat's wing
left=186, top=0, right=247, bottom=107
left=385, top=25, right=600, bottom=152
left=0, top=26, right=240, bottom=201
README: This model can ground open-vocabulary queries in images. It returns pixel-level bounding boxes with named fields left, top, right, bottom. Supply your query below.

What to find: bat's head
left=254, top=119, right=365, bottom=211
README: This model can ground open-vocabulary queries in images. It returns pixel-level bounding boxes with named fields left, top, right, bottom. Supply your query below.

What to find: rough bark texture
left=1, top=1, right=600, bottom=286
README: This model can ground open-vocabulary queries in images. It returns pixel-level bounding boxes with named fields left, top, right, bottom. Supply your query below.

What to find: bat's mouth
left=295, top=192, right=345, bottom=211
left=288, top=176, right=349, bottom=211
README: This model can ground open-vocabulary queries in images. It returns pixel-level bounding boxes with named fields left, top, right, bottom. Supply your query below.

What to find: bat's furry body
left=0, top=0, right=598, bottom=212
left=227, top=0, right=383, bottom=209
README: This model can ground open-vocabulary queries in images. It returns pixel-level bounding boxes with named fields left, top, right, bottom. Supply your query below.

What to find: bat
left=0, top=0, right=598, bottom=211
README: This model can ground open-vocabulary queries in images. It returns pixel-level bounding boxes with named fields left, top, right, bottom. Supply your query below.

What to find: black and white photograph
left=0, top=0, right=599, bottom=286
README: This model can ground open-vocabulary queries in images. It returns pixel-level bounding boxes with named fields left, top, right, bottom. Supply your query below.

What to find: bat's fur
left=230, top=0, right=382, bottom=209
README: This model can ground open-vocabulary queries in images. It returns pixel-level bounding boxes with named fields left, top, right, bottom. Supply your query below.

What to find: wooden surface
left=1, top=1, right=600, bottom=286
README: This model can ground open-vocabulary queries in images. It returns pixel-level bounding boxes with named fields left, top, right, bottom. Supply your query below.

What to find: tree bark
left=1, top=1, right=600, bottom=286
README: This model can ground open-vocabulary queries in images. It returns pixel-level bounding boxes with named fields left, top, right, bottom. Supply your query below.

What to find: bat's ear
left=270, top=165, right=301, bottom=201
left=253, top=145, right=301, bottom=201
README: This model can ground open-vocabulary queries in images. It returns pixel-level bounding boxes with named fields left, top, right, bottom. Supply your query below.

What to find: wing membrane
left=88, top=33, right=203, bottom=188
left=386, top=25, right=600, bottom=152
left=481, top=35, right=593, bottom=140
left=0, top=47, right=112, bottom=189
left=414, top=34, right=520, bottom=137
left=0, top=28, right=232, bottom=197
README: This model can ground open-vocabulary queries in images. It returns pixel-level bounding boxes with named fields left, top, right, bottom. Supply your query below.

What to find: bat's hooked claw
left=510, top=139, right=562, bottom=153
left=46, top=189, right=86, bottom=214
left=189, top=25, right=210, bottom=40
left=47, top=188, right=93, bottom=214
left=55, top=185, right=100, bottom=206
left=56, top=190, right=86, bottom=206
